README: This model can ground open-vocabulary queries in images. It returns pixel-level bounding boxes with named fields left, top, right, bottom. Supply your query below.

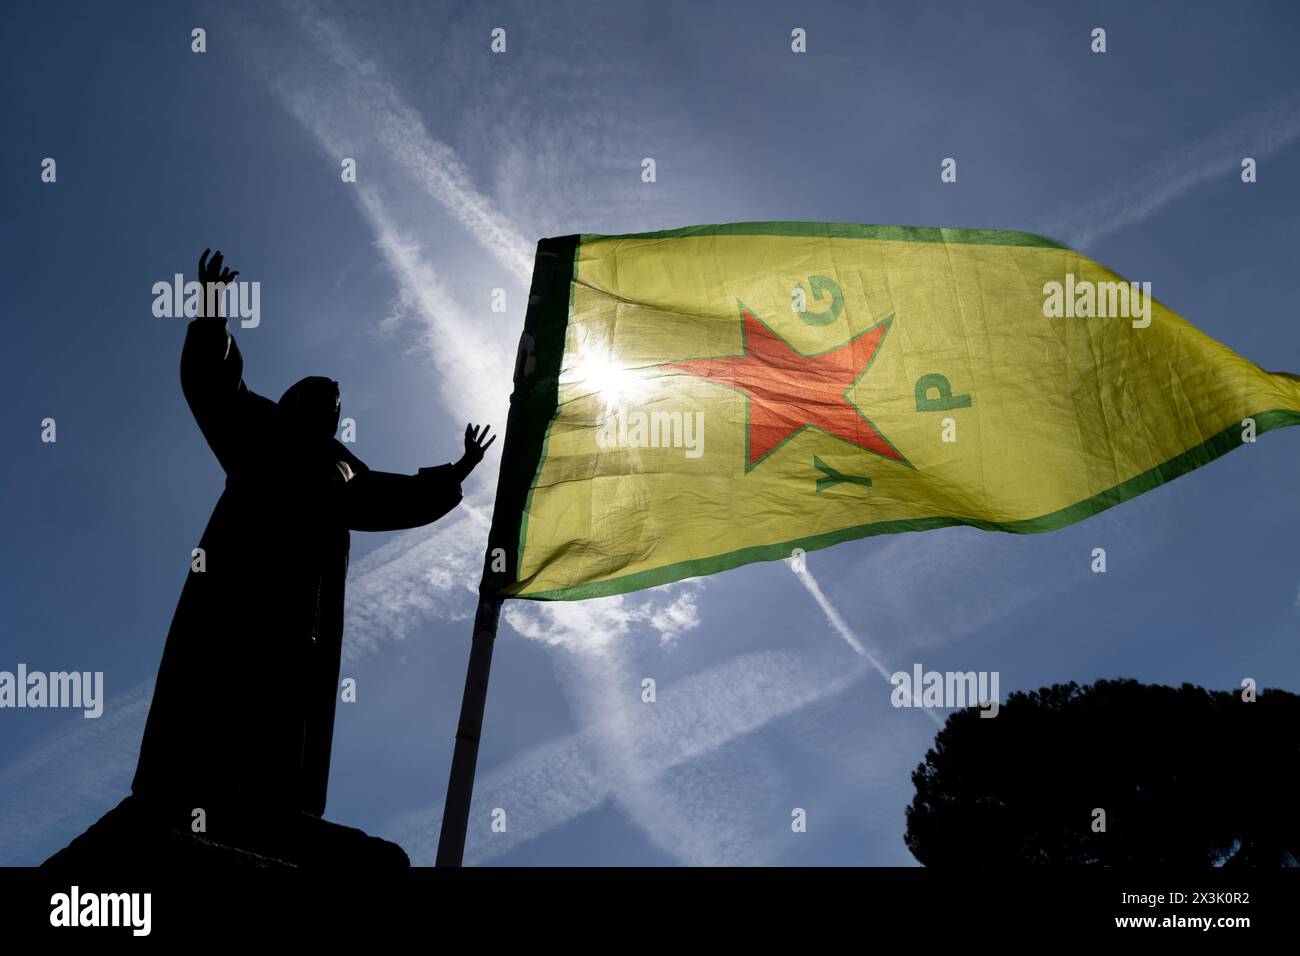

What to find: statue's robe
left=132, top=317, right=463, bottom=817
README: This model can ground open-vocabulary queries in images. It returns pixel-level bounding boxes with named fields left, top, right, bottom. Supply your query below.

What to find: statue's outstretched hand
left=453, top=423, right=496, bottom=481
left=199, top=248, right=239, bottom=287
left=197, top=249, right=239, bottom=319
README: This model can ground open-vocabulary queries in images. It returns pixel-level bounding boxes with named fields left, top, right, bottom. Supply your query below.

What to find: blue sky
left=2, top=0, right=1299, bottom=866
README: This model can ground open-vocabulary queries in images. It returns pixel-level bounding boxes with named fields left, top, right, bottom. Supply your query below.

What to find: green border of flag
left=491, top=222, right=1300, bottom=601
left=580, top=220, right=1069, bottom=248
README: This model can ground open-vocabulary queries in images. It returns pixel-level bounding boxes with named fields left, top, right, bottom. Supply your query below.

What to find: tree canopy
left=904, top=679, right=1298, bottom=866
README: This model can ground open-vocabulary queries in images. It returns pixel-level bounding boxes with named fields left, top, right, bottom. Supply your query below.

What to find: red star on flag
left=662, top=307, right=906, bottom=470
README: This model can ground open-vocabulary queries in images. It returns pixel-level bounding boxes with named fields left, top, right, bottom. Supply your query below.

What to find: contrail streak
left=788, top=556, right=944, bottom=728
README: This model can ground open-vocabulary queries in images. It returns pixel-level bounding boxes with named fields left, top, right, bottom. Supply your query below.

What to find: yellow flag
left=486, top=223, right=1300, bottom=600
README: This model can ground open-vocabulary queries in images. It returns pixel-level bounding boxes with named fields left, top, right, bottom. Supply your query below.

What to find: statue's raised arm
left=179, top=249, right=275, bottom=475
left=341, top=424, right=495, bottom=531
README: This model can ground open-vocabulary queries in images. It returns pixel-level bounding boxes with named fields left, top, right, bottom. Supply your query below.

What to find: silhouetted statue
left=904, top=679, right=1299, bottom=866
left=131, top=249, right=495, bottom=819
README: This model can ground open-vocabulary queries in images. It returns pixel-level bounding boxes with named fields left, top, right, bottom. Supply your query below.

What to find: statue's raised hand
left=453, top=424, right=496, bottom=481
left=199, top=248, right=239, bottom=288
left=196, top=249, right=240, bottom=319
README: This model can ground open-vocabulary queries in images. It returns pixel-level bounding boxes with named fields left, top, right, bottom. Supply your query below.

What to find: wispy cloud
left=0, top=681, right=152, bottom=865
left=503, top=583, right=703, bottom=653
left=282, top=2, right=535, bottom=282
left=788, top=555, right=944, bottom=728
left=385, top=646, right=875, bottom=865
left=832, top=503, right=1167, bottom=657
left=341, top=499, right=490, bottom=661
left=352, top=186, right=514, bottom=427
left=1054, top=92, right=1300, bottom=248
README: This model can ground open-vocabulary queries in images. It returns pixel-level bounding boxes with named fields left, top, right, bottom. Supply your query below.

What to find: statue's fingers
left=200, top=248, right=210, bottom=273
left=482, top=433, right=497, bottom=451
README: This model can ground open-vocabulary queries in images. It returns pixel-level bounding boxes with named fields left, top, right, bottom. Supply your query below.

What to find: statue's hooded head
left=279, top=376, right=341, bottom=438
